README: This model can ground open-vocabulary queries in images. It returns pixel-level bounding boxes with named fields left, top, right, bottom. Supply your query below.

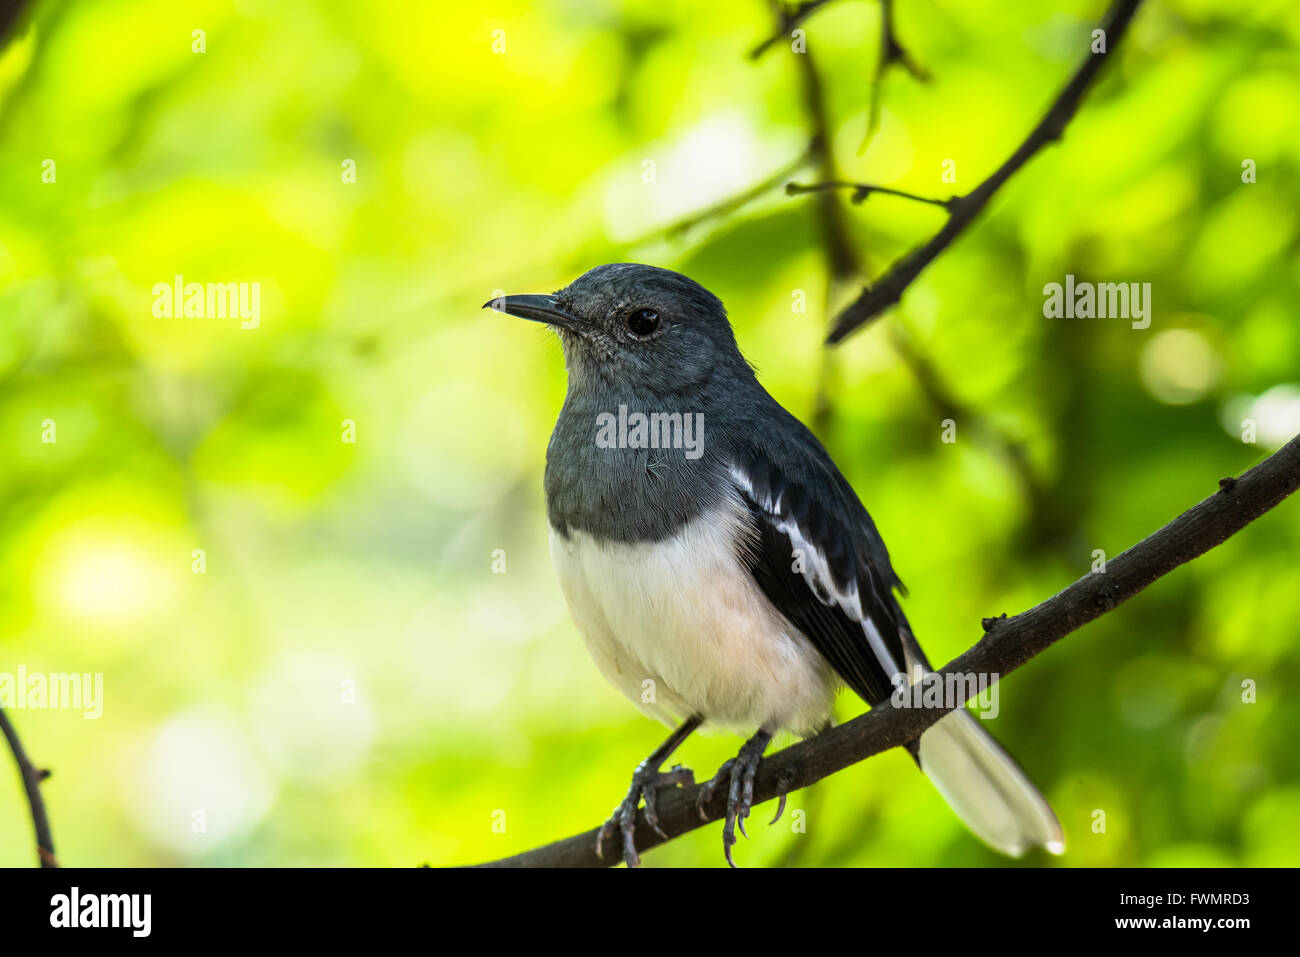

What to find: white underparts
left=548, top=498, right=837, bottom=735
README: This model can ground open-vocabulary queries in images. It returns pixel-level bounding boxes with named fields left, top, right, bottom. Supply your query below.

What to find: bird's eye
left=626, top=308, right=661, bottom=338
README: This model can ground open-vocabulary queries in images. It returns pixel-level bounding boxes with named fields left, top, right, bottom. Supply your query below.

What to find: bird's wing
left=729, top=442, right=923, bottom=709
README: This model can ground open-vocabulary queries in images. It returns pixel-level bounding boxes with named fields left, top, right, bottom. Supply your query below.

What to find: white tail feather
left=918, top=709, right=1065, bottom=857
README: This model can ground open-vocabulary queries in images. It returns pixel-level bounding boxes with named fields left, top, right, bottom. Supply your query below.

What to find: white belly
left=548, top=499, right=836, bottom=736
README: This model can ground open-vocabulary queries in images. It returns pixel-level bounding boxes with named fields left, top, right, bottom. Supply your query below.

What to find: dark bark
left=0, top=707, right=58, bottom=867
left=476, top=434, right=1300, bottom=867
left=826, top=0, right=1145, bottom=344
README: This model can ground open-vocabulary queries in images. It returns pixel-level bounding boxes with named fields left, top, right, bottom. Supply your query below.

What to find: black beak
left=484, top=294, right=578, bottom=332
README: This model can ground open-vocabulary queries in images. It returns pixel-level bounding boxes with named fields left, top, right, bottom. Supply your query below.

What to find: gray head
left=489, top=264, right=788, bottom=541
left=486, top=263, right=749, bottom=398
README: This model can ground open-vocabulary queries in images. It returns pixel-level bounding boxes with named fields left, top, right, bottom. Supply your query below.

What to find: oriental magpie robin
left=488, top=263, right=1064, bottom=867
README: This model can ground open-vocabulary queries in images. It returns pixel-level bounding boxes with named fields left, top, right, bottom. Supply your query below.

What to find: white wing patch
left=728, top=464, right=913, bottom=685
left=730, top=467, right=1064, bottom=856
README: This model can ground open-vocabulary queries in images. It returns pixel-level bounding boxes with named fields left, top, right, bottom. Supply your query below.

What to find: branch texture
left=860, top=0, right=929, bottom=154
left=751, top=0, right=833, bottom=59
left=0, top=707, right=57, bottom=867
left=478, top=434, right=1300, bottom=867
left=826, top=0, right=1144, bottom=344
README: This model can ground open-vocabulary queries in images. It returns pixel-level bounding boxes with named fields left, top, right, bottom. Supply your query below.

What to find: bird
left=487, top=263, right=1064, bottom=867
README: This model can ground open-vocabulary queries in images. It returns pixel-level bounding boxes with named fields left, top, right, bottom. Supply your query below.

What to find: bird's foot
left=596, top=761, right=695, bottom=867
left=696, top=729, right=773, bottom=867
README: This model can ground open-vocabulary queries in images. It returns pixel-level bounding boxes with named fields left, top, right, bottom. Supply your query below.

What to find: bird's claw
left=696, top=758, right=734, bottom=821
left=697, top=732, right=772, bottom=868
left=769, top=791, right=787, bottom=825
left=595, top=762, right=695, bottom=867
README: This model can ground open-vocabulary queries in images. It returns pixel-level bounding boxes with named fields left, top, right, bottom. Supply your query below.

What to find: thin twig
left=778, top=1, right=861, bottom=431
left=0, top=0, right=32, bottom=45
left=787, top=179, right=956, bottom=211
left=658, top=148, right=815, bottom=240
left=875, top=0, right=927, bottom=82
left=475, top=433, right=1300, bottom=866
left=0, top=707, right=58, bottom=867
left=751, top=0, right=835, bottom=59
left=790, top=56, right=860, bottom=279
left=860, top=0, right=929, bottom=154
left=827, top=0, right=1145, bottom=344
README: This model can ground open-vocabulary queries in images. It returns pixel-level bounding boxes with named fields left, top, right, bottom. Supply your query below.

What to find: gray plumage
left=543, top=264, right=746, bottom=543
left=492, top=263, right=1064, bottom=861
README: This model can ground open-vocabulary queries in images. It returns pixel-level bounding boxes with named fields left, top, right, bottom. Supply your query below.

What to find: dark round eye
left=626, top=308, right=660, bottom=338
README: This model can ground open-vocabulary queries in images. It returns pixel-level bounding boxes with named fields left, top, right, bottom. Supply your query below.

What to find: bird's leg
left=696, top=727, right=774, bottom=867
left=596, top=714, right=702, bottom=867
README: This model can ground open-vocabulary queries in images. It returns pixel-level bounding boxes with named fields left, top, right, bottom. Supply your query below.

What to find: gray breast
left=544, top=393, right=733, bottom=545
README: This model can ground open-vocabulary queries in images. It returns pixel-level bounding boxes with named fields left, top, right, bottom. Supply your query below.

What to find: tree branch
left=788, top=43, right=860, bottom=280
left=786, top=179, right=955, bottom=211
left=476, top=433, right=1300, bottom=867
left=826, top=0, right=1145, bottom=344
left=859, top=0, right=929, bottom=154
left=787, top=37, right=858, bottom=434
left=656, top=148, right=814, bottom=240
left=0, top=0, right=31, bottom=46
left=0, top=707, right=58, bottom=867
left=750, top=0, right=834, bottom=59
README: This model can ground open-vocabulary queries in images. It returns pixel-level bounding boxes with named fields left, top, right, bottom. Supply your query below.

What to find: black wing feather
left=741, top=497, right=898, bottom=705
left=731, top=424, right=921, bottom=710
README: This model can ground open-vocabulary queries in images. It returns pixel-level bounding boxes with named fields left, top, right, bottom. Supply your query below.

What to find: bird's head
left=486, top=263, right=746, bottom=395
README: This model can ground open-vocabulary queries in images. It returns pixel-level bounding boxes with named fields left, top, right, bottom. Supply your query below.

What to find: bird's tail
left=917, top=708, right=1065, bottom=857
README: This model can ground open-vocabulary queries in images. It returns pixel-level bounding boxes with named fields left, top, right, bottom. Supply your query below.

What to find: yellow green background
left=1, top=0, right=1298, bottom=867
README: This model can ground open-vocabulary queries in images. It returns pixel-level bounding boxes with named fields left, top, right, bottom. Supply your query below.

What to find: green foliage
left=0, top=0, right=1297, bottom=867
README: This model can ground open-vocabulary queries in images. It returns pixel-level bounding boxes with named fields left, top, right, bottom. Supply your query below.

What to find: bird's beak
left=484, top=294, right=579, bottom=333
